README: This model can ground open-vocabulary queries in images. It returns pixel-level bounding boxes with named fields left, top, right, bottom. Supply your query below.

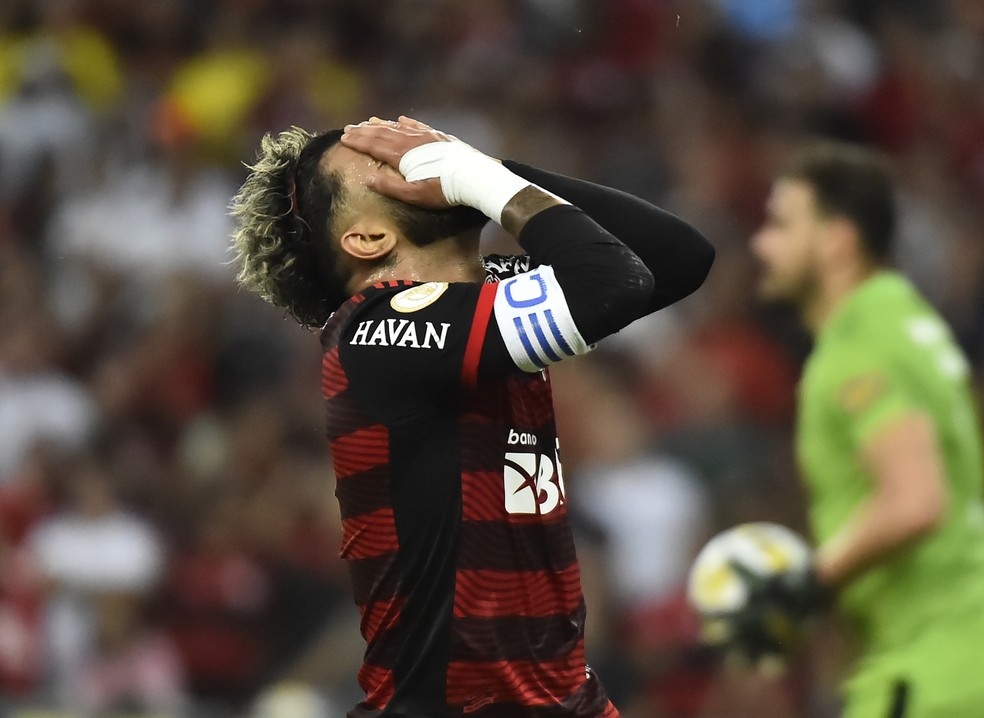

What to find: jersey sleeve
left=822, top=347, right=919, bottom=447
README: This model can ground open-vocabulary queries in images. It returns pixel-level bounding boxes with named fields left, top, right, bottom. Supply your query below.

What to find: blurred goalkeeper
left=751, top=142, right=984, bottom=716
left=230, top=116, right=714, bottom=718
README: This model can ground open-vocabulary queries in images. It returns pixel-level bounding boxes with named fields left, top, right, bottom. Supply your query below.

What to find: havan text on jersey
left=349, top=318, right=451, bottom=349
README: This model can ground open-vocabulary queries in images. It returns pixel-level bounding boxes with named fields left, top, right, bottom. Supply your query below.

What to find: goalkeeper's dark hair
left=782, top=141, right=896, bottom=264
left=231, top=127, right=347, bottom=328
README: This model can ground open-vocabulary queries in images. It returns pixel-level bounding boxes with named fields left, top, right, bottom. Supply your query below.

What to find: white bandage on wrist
left=398, top=140, right=566, bottom=224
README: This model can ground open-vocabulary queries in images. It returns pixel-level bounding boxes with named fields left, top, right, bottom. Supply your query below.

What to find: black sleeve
left=503, top=160, right=715, bottom=316
left=513, top=205, right=655, bottom=345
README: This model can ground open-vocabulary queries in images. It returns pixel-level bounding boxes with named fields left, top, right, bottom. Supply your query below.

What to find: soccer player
left=230, top=116, right=714, bottom=718
left=751, top=142, right=984, bottom=717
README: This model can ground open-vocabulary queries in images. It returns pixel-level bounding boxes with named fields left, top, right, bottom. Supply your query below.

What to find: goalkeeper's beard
left=758, top=264, right=821, bottom=314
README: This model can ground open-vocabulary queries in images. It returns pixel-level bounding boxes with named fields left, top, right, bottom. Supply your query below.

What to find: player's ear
left=338, top=221, right=398, bottom=262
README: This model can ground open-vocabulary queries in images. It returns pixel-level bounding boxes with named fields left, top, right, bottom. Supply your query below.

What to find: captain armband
left=492, top=265, right=592, bottom=372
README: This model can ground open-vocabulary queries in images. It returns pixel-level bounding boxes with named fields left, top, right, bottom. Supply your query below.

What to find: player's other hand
left=340, top=115, right=456, bottom=209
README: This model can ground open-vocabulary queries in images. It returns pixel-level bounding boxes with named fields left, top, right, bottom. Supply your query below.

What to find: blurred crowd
left=0, top=0, right=982, bottom=716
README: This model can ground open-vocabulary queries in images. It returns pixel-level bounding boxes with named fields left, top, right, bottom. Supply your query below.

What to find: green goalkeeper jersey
left=797, top=271, right=984, bottom=653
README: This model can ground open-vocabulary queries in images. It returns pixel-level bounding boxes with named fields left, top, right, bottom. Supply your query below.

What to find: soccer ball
left=687, top=522, right=813, bottom=656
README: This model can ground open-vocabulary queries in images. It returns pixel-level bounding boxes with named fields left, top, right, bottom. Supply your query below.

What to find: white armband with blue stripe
left=492, top=265, right=592, bottom=372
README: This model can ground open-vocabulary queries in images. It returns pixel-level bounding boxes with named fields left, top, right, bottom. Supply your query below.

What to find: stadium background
left=1, top=0, right=982, bottom=716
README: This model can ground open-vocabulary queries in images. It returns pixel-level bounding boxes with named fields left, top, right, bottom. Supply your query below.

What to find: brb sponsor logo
left=503, top=435, right=567, bottom=515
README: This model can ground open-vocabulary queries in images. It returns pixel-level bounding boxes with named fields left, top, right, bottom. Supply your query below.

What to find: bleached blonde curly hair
left=230, top=127, right=346, bottom=328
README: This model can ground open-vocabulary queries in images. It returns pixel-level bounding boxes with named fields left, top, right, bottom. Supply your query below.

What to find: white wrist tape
left=398, top=140, right=565, bottom=224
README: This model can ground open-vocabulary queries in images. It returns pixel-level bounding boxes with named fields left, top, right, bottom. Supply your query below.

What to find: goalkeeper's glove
left=725, top=561, right=833, bottom=664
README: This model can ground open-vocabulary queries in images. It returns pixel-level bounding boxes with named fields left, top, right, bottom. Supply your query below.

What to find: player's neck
left=806, top=261, right=878, bottom=334
left=354, top=232, right=485, bottom=289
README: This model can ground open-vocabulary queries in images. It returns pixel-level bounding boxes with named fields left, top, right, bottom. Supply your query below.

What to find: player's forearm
left=815, top=490, right=945, bottom=587
left=500, top=185, right=567, bottom=237
left=819, top=414, right=950, bottom=587
left=379, top=133, right=666, bottom=342
left=514, top=203, right=655, bottom=344
left=502, top=161, right=715, bottom=311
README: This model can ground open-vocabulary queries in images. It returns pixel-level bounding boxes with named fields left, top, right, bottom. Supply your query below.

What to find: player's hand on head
left=341, top=116, right=456, bottom=167
left=395, top=115, right=430, bottom=130
left=342, top=113, right=521, bottom=221
left=341, top=117, right=459, bottom=209
left=395, top=115, right=459, bottom=142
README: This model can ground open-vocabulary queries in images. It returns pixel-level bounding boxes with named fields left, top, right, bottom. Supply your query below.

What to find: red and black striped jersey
left=321, top=256, right=617, bottom=718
